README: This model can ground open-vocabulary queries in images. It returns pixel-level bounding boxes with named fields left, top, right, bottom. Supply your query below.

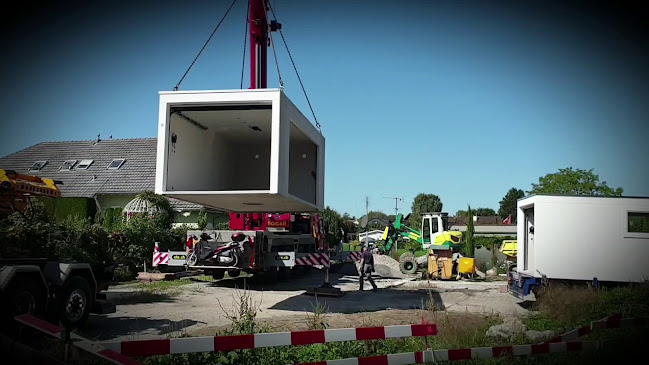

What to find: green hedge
left=53, top=197, right=97, bottom=224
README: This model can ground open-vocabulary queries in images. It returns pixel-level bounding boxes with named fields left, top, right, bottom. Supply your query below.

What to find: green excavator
left=378, top=212, right=463, bottom=274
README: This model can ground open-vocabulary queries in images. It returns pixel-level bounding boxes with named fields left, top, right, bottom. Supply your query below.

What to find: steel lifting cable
left=267, top=1, right=322, bottom=133
left=240, top=0, right=250, bottom=89
left=173, top=0, right=239, bottom=91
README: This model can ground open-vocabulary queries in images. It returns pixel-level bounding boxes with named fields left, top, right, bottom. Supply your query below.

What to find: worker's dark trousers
left=359, top=264, right=377, bottom=291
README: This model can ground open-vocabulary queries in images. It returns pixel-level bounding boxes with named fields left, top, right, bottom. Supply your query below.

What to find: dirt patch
left=188, top=309, right=495, bottom=338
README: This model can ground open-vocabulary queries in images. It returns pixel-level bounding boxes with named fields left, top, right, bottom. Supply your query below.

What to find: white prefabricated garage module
left=517, top=194, right=649, bottom=283
left=155, top=89, right=325, bottom=213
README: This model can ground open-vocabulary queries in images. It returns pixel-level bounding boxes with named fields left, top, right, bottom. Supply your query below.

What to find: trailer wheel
left=211, top=270, right=225, bottom=280
left=399, top=253, right=418, bottom=275
left=58, top=276, right=93, bottom=329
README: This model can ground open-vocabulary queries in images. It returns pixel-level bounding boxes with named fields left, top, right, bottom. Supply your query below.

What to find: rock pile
left=486, top=316, right=562, bottom=342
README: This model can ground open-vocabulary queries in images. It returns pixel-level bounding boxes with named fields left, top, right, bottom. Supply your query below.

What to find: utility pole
left=365, top=196, right=369, bottom=246
left=383, top=196, right=403, bottom=217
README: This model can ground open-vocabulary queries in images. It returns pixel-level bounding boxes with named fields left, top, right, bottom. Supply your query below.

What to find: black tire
left=58, top=276, right=93, bottom=329
left=211, top=270, right=225, bottom=280
left=399, top=252, right=418, bottom=275
left=1, top=276, right=47, bottom=327
left=227, top=269, right=241, bottom=278
left=277, top=267, right=291, bottom=281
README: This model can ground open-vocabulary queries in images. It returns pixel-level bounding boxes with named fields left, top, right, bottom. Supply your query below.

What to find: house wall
left=518, top=195, right=649, bottom=282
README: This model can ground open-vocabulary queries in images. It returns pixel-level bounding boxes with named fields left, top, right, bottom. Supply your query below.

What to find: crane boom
left=249, top=0, right=269, bottom=89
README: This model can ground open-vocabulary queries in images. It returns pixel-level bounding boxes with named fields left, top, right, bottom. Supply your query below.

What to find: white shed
left=516, top=194, right=649, bottom=283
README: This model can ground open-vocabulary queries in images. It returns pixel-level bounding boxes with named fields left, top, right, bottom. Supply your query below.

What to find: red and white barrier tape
left=14, top=315, right=140, bottom=365
left=294, top=340, right=603, bottom=365
left=543, top=313, right=648, bottom=344
left=101, top=324, right=437, bottom=358
left=296, top=253, right=330, bottom=267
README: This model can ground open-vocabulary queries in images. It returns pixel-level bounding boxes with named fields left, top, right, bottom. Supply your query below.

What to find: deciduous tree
left=409, top=193, right=443, bottom=227
left=529, top=167, right=623, bottom=196
left=498, top=188, right=525, bottom=222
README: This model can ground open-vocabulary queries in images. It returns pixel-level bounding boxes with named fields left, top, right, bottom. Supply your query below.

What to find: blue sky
left=2, top=0, right=648, bottom=217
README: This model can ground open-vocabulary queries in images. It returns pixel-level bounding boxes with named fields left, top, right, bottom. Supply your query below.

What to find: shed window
left=628, top=212, right=649, bottom=233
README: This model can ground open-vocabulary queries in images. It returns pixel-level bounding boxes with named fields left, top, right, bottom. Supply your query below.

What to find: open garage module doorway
left=165, top=103, right=272, bottom=192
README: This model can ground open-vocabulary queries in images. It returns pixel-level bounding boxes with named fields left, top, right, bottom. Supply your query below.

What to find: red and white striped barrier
left=101, top=323, right=437, bottom=358
left=348, top=252, right=362, bottom=261
left=14, top=315, right=140, bottom=365
left=296, top=253, right=330, bottom=267
left=152, top=242, right=169, bottom=267
left=295, top=340, right=604, bottom=365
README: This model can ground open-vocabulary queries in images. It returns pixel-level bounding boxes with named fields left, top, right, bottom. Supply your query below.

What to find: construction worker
left=359, top=245, right=378, bottom=292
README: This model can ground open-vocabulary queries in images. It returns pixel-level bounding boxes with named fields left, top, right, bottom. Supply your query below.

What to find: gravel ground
left=77, top=263, right=529, bottom=343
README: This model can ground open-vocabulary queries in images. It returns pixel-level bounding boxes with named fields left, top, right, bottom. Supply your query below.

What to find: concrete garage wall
left=165, top=113, right=222, bottom=191
left=288, top=122, right=317, bottom=205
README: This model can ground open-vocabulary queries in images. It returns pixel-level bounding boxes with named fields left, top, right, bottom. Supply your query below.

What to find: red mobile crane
left=232, top=0, right=304, bottom=234
left=177, top=0, right=335, bottom=285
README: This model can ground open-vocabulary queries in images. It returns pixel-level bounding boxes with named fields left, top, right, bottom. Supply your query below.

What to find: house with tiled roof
left=0, top=136, right=227, bottom=228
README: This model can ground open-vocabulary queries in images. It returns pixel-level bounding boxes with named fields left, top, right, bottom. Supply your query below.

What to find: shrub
left=197, top=208, right=208, bottom=230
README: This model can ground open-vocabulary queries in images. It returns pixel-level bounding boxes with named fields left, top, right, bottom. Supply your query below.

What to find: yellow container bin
left=458, top=258, right=476, bottom=274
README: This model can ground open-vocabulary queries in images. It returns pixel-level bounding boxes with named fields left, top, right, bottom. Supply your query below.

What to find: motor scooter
left=187, top=233, right=247, bottom=267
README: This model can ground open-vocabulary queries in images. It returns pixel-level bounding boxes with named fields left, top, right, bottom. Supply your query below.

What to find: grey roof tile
left=0, top=138, right=222, bottom=213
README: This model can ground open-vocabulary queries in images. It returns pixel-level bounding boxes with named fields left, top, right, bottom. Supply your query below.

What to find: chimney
left=97, top=134, right=101, bottom=142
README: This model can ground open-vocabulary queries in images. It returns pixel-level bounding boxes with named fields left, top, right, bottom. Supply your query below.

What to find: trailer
left=508, top=194, right=649, bottom=299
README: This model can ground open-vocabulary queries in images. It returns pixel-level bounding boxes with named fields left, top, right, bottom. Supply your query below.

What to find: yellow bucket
left=458, top=258, right=476, bottom=274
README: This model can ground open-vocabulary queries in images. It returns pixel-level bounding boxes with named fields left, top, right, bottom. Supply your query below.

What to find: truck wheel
left=399, top=253, right=418, bottom=275
left=2, top=278, right=47, bottom=324
left=227, top=269, right=241, bottom=278
left=58, top=276, right=93, bottom=329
